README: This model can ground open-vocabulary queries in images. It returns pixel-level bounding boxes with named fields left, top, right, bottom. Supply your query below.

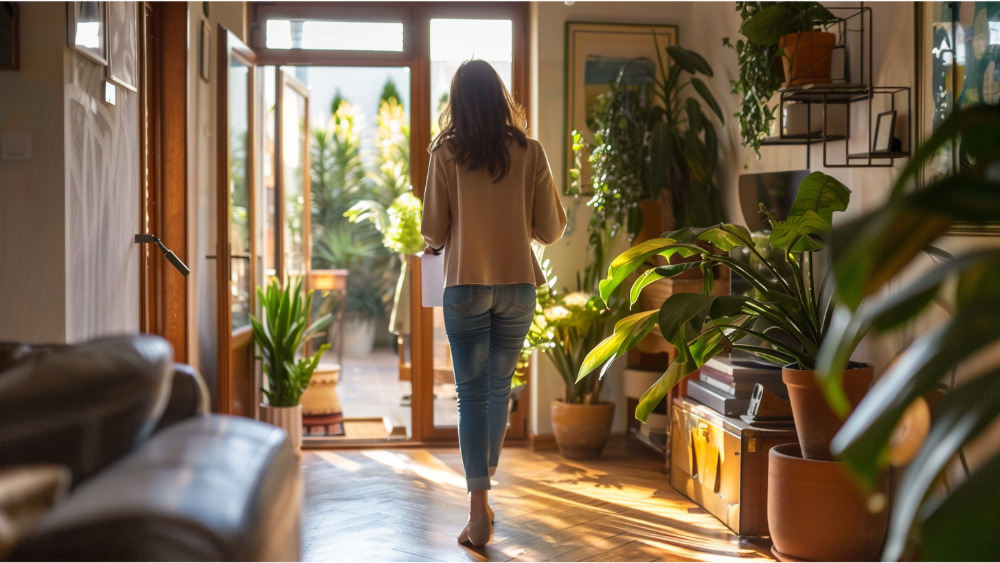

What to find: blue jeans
left=443, top=284, right=536, bottom=492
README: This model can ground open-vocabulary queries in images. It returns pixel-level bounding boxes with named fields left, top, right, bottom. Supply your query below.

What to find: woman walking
left=421, top=59, right=566, bottom=547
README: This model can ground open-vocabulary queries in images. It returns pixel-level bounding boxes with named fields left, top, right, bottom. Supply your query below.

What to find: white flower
left=544, top=306, right=571, bottom=322
left=562, top=292, right=589, bottom=308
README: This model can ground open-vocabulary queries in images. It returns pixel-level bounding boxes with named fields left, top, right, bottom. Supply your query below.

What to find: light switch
left=104, top=81, right=116, bottom=105
left=2, top=134, right=31, bottom=160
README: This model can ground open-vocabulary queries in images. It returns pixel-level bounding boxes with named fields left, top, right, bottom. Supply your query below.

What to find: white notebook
left=420, top=250, right=445, bottom=308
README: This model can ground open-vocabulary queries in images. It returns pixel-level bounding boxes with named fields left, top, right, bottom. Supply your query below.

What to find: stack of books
left=686, top=356, right=786, bottom=417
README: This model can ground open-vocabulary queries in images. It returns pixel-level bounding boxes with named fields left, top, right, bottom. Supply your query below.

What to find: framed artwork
left=200, top=20, right=211, bottom=82
left=873, top=111, right=897, bottom=153
left=67, top=1, right=107, bottom=66
left=0, top=2, right=19, bottom=70
left=563, top=22, right=678, bottom=195
left=916, top=2, right=1000, bottom=233
left=106, top=0, right=137, bottom=91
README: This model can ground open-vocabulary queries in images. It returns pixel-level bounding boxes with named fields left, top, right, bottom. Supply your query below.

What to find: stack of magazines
left=686, top=356, right=787, bottom=417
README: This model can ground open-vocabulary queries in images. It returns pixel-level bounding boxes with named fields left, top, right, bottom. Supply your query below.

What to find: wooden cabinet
left=669, top=397, right=797, bottom=537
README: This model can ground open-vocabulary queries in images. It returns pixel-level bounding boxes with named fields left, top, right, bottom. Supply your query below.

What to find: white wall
left=64, top=48, right=140, bottom=341
left=0, top=2, right=139, bottom=344
left=0, top=2, right=66, bottom=343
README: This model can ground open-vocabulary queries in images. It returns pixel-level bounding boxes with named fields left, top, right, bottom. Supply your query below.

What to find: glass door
left=425, top=17, right=523, bottom=437
left=216, top=27, right=257, bottom=416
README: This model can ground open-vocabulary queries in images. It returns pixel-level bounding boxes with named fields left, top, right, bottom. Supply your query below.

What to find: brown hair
left=429, top=59, right=528, bottom=181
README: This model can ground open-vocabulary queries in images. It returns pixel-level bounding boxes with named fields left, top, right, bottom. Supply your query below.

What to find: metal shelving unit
left=759, top=6, right=911, bottom=168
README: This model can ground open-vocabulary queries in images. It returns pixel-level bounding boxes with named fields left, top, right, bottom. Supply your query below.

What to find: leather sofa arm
left=154, top=364, right=210, bottom=433
left=10, top=416, right=301, bottom=562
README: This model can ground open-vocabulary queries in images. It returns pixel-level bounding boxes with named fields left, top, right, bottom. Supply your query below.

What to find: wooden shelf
left=847, top=151, right=908, bottom=160
left=761, top=134, right=847, bottom=146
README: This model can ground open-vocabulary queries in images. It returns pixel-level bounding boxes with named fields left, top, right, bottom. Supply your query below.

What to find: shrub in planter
left=252, top=277, right=332, bottom=452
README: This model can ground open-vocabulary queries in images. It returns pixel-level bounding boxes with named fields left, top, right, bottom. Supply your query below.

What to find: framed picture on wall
left=916, top=2, right=1000, bottom=233
left=106, top=0, right=137, bottom=91
left=0, top=2, right=20, bottom=71
left=563, top=22, right=678, bottom=195
left=67, top=1, right=107, bottom=66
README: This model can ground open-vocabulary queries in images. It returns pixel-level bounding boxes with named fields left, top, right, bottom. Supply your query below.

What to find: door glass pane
left=263, top=67, right=278, bottom=280
left=282, top=77, right=308, bottom=279
left=429, top=19, right=513, bottom=428
left=429, top=19, right=513, bottom=140
left=229, top=58, right=251, bottom=329
left=266, top=20, right=404, bottom=52
left=297, top=66, right=412, bottom=440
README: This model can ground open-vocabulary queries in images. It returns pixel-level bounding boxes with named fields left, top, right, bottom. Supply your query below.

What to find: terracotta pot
left=551, top=400, right=615, bottom=460
left=260, top=404, right=303, bottom=454
left=768, top=443, right=889, bottom=561
left=632, top=198, right=663, bottom=247
left=778, top=31, right=836, bottom=87
left=300, top=363, right=342, bottom=416
left=783, top=364, right=873, bottom=461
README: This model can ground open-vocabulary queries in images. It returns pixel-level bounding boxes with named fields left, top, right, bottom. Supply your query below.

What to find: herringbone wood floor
left=301, top=443, right=772, bottom=562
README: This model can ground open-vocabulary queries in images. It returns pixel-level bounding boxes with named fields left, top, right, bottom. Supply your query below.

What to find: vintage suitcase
left=669, top=397, right=798, bottom=537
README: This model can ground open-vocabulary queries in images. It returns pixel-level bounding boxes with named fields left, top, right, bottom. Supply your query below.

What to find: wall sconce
left=135, top=234, right=190, bottom=276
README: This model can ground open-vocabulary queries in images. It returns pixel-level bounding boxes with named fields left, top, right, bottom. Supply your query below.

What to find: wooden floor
left=301, top=442, right=773, bottom=562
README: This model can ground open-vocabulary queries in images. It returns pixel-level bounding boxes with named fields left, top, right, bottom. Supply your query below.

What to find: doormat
left=304, top=413, right=345, bottom=437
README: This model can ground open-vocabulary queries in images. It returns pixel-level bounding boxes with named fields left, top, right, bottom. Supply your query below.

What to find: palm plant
left=573, top=42, right=727, bottom=240
left=251, top=277, right=333, bottom=407
left=816, top=104, right=1000, bottom=561
left=579, top=171, right=853, bottom=421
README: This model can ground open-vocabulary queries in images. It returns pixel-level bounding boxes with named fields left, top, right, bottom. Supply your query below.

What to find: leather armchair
left=0, top=336, right=301, bottom=562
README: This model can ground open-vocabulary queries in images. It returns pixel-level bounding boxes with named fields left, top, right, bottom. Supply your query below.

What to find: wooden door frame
left=216, top=26, right=258, bottom=415
left=276, top=70, right=312, bottom=285
left=139, top=1, right=189, bottom=363
left=246, top=2, right=530, bottom=442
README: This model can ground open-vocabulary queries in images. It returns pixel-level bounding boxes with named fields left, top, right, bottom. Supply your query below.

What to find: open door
left=216, top=27, right=257, bottom=416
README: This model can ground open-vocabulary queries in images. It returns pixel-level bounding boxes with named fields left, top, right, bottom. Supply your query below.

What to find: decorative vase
left=782, top=364, right=873, bottom=461
left=341, top=315, right=377, bottom=357
left=551, top=400, right=615, bottom=460
left=300, top=363, right=342, bottom=416
left=260, top=404, right=303, bottom=455
left=768, top=443, right=889, bottom=562
left=778, top=31, right=836, bottom=87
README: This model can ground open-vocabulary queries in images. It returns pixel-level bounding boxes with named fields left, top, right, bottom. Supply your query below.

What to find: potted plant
left=524, top=264, right=623, bottom=459
left=816, top=104, right=1000, bottom=561
left=580, top=171, right=890, bottom=561
left=252, top=277, right=332, bottom=454
left=571, top=43, right=727, bottom=241
left=725, top=2, right=839, bottom=161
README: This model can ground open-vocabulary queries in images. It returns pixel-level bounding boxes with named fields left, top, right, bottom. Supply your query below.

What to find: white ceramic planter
left=260, top=404, right=302, bottom=454
left=342, top=316, right=377, bottom=357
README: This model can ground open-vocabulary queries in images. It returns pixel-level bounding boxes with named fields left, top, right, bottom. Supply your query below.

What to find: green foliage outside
left=310, top=79, right=413, bottom=321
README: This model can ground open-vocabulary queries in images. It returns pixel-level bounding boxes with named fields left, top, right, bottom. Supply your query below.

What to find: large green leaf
left=636, top=325, right=734, bottom=421
left=690, top=77, right=724, bottom=123
left=892, top=104, right=1000, bottom=198
left=881, top=368, right=1000, bottom=561
left=768, top=210, right=831, bottom=252
left=740, top=4, right=793, bottom=46
left=787, top=171, right=851, bottom=223
left=647, top=120, right=671, bottom=194
left=665, top=45, right=713, bottom=77
left=577, top=310, right=659, bottom=381
left=831, top=297, right=1000, bottom=490
left=598, top=238, right=699, bottom=302
left=629, top=262, right=699, bottom=305
left=920, top=448, right=1000, bottom=561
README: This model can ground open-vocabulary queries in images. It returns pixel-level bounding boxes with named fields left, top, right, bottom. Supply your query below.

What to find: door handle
left=135, top=234, right=190, bottom=276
